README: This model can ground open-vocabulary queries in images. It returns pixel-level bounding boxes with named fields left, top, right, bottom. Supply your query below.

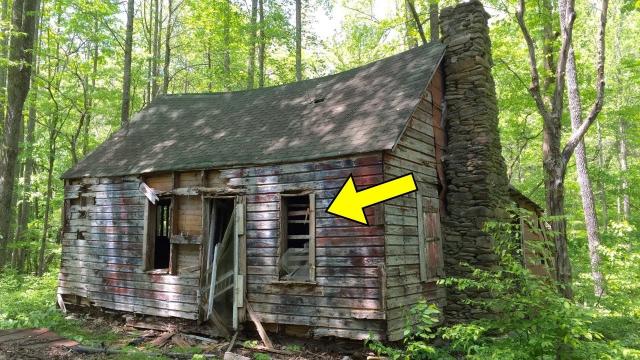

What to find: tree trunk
left=162, top=0, right=173, bottom=94
left=541, top=0, right=557, bottom=94
left=404, top=0, right=417, bottom=48
left=151, top=0, right=160, bottom=99
left=406, top=0, right=426, bottom=45
left=120, top=0, right=135, bottom=127
left=429, top=0, right=438, bottom=42
left=0, top=0, right=40, bottom=268
left=14, top=0, right=42, bottom=271
left=15, top=99, right=36, bottom=272
left=83, top=22, right=99, bottom=157
left=543, top=121, right=574, bottom=299
left=144, top=0, right=151, bottom=105
left=596, top=120, right=608, bottom=232
left=619, top=118, right=630, bottom=221
left=295, top=0, right=301, bottom=81
left=37, top=130, right=56, bottom=276
left=247, top=0, right=258, bottom=89
left=206, top=47, right=212, bottom=92
left=0, top=0, right=10, bottom=125
left=258, top=0, right=265, bottom=88
left=223, top=0, right=231, bottom=90
left=566, top=45, right=606, bottom=297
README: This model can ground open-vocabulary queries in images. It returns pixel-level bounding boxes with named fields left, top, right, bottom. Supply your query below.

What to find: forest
left=0, top=0, right=638, bottom=358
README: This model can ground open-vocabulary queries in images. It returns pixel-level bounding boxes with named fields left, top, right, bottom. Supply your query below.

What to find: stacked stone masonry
left=439, top=0, right=511, bottom=322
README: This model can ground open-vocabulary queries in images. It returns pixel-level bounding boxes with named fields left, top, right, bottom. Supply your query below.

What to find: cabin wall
left=511, top=199, right=555, bottom=278
left=59, top=176, right=200, bottom=319
left=60, top=154, right=388, bottom=339
left=383, top=68, right=446, bottom=341
left=221, top=154, right=386, bottom=340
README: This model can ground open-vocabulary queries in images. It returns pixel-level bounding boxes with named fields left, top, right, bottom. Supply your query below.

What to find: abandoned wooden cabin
left=57, top=1, right=551, bottom=341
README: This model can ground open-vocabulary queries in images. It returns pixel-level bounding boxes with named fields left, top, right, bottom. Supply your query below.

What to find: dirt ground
left=0, top=309, right=379, bottom=360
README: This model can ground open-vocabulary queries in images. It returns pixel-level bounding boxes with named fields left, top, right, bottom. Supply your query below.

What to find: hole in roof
left=313, top=97, right=325, bottom=104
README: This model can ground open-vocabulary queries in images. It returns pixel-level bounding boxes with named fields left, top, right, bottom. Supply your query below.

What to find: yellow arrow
left=327, top=174, right=417, bottom=225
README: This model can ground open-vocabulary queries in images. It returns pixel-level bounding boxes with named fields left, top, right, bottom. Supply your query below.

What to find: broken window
left=279, top=193, right=315, bottom=281
left=144, top=198, right=172, bottom=271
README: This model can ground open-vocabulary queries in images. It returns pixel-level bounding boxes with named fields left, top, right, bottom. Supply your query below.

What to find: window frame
left=277, top=192, right=316, bottom=282
left=143, top=196, right=175, bottom=273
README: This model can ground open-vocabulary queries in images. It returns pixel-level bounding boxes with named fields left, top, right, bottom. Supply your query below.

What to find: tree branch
left=551, top=0, right=576, bottom=120
left=515, top=0, right=550, bottom=119
left=406, top=0, right=427, bottom=45
left=561, top=0, right=609, bottom=165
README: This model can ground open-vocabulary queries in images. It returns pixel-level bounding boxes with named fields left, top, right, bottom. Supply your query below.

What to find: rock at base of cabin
left=224, top=351, right=251, bottom=360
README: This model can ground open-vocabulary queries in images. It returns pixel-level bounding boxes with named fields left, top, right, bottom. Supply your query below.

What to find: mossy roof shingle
left=62, top=43, right=445, bottom=179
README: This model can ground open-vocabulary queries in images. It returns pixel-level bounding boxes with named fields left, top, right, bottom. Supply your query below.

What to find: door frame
left=199, top=195, right=246, bottom=330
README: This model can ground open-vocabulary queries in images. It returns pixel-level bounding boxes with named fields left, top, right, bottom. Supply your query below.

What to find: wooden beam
left=138, top=181, right=159, bottom=204
left=170, top=234, right=202, bottom=245
left=246, top=300, right=273, bottom=349
left=57, top=293, right=67, bottom=313
left=226, top=330, right=239, bottom=353
left=156, top=187, right=244, bottom=197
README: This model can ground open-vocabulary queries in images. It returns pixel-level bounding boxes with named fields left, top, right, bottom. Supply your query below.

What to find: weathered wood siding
left=383, top=68, right=446, bottom=341
left=222, top=154, right=387, bottom=340
left=59, top=176, right=200, bottom=320
left=60, top=154, right=388, bottom=339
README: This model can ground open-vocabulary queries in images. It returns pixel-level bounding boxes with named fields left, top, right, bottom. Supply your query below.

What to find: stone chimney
left=439, top=0, right=510, bottom=321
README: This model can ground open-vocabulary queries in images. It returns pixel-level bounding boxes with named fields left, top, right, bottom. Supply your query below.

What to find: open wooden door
left=199, top=196, right=246, bottom=332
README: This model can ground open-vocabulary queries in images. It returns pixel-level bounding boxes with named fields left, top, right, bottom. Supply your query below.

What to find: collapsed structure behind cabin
left=58, top=0, right=553, bottom=341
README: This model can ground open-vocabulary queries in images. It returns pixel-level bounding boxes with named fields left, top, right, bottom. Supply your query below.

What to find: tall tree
left=404, top=0, right=418, bottom=48
left=563, top=0, right=609, bottom=297
left=83, top=19, right=100, bottom=156
left=516, top=0, right=608, bottom=298
left=258, top=0, right=265, bottom=87
left=619, top=118, right=630, bottom=220
left=223, top=0, right=231, bottom=89
left=14, top=0, right=42, bottom=270
left=596, top=121, right=608, bottom=232
left=0, top=0, right=10, bottom=125
left=151, top=0, right=161, bottom=98
left=121, top=0, right=135, bottom=127
left=247, top=0, right=258, bottom=89
left=295, top=0, right=302, bottom=81
left=162, top=0, right=174, bottom=94
left=429, top=0, right=438, bottom=42
left=0, top=0, right=41, bottom=267
left=406, top=0, right=426, bottom=45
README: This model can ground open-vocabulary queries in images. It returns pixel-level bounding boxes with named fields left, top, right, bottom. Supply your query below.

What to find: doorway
left=200, top=196, right=244, bottom=332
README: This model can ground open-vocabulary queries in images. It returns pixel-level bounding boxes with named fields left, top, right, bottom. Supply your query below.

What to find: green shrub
left=367, top=210, right=631, bottom=359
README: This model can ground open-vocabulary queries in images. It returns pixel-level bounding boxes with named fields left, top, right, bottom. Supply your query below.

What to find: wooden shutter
left=417, top=195, right=444, bottom=282
left=424, top=211, right=444, bottom=279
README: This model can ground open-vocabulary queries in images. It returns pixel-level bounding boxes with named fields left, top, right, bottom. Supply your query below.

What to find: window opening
left=280, top=194, right=313, bottom=281
left=153, top=198, right=172, bottom=269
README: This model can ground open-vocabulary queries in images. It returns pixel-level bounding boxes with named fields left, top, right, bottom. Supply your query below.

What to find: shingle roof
left=62, top=43, right=445, bottom=179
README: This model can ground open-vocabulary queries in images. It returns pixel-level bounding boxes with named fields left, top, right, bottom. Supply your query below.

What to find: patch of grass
left=242, top=339, right=260, bottom=349
left=0, top=270, right=120, bottom=346
left=284, top=343, right=302, bottom=352
left=253, top=353, right=271, bottom=360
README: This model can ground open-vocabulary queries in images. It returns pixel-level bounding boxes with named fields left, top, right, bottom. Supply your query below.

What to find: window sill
left=270, top=280, right=317, bottom=286
left=145, top=268, right=170, bottom=275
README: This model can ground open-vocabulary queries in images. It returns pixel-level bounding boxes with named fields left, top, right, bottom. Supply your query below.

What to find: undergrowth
left=367, top=212, right=640, bottom=359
